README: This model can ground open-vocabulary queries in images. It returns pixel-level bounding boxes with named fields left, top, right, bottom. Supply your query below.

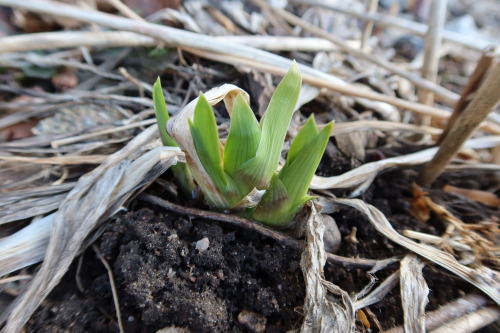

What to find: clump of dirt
left=28, top=208, right=305, bottom=333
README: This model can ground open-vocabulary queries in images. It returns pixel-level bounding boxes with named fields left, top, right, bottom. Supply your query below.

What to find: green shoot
left=252, top=117, right=333, bottom=226
left=153, top=78, right=195, bottom=193
left=179, top=61, right=333, bottom=227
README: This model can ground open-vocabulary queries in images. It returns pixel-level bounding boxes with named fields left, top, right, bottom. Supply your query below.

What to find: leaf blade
left=224, top=93, right=261, bottom=179
left=237, top=61, right=302, bottom=189
left=153, top=77, right=177, bottom=147
left=189, top=93, right=227, bottom=191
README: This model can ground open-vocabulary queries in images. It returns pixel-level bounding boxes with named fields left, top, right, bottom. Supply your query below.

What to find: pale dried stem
left=255, top=0, right=460, bottom=105
left=361, top=0, right=378, bottom=51
left=419, top=60, right=500, bottom=186
left=292, top=0, right=500, bottom=54
left=418, top=0, right=447, bottom=120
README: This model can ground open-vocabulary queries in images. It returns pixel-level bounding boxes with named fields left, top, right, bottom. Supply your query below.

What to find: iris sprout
left=155, top=62, right=333, bottom=227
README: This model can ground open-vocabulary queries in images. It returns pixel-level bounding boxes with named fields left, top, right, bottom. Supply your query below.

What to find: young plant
left=167, top=62, right=333, bottom=227
left=153, top=78, right=195, bottom=194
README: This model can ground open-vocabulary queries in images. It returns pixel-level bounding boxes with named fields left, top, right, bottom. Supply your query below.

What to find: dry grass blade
left=384, top=293, right=490, bottom=333
left=0, top=126, right=185, bottom=332
left=399, top=255, right=428, bottom=333
left=311, top=136, right=500, bottom=194
left=332, top=198, right=500, bottom=305
left=0, top=30, right=360, bottom=54
left=353, top=271, right=399, bottom=310
left=329, top=120, right=442, bottom=136
left=429, top=307, right=500, bottom=333
left=300, top=205, right=355, bottom=332
left=0, top=155, right=108, bottom=165
left=0, top=193, right=66, bottom=225
left=0, top=214, right=52, bottom=277
left=0, top=0, right=481, bottom=127
left=0, top=31, right=156, bottom=54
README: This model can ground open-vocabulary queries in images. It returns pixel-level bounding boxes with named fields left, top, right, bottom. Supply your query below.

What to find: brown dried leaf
left=444, top=184, right=500, bottom=207
left=409, top=183, right=431, bottom=223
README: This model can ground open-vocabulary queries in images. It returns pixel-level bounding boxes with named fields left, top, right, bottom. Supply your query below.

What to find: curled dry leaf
left=409, top=183, right=431, bottom=223
left=167, top=84, right=249, bottom=208
left=399, top=255, right=429, bottom=333
left=300, top=204, right=355, bottom=333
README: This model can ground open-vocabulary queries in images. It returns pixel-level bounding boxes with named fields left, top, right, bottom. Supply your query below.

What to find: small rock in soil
left=237, top=309, right=267, bottom=333
left=195, top=237, right=210, bottom=252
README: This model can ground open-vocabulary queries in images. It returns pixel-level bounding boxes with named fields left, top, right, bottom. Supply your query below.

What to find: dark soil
left=26, top=154, right=499, bottom=333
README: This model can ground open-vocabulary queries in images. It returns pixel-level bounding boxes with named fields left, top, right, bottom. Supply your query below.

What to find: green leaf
left=252, top=117, right=333, bottom=226
left=286, top=116, right=319, bottom=163
left=251, top=173, right=289, bottom=222
left=153, top=77, right=177, bottom=147
left=279, top=119, right=333, bottom=208
left=189, top=93, right=227, bottom=191
left=224, top=93, right=261, bottom=180
left=153, top=78, right=195, bottom=194
left=236, top=61, right=302, bottom=189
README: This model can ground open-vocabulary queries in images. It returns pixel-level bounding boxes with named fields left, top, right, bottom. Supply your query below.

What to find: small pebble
left=323, top=215, right=341, bottom=253
left=195, top=237, right=210, bottom=252
left=238, top=309, right=267, bottom=333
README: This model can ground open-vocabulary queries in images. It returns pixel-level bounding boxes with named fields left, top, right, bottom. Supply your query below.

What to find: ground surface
left=26, top=160, right=500, bottom=332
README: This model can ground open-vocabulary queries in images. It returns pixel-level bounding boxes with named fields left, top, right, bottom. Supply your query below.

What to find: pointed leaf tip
left=153, top=77, right=177, bottom=147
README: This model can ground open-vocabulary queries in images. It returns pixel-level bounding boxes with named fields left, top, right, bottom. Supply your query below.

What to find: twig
left=383, top=293, right=490, bottom=333
left=254, top=0, right=460, bottom=105
left=419, top=60, right=500, bottom=186
left=92, top=245, right=124, bottom=333
left=418, top=0, right=447, bottom=110
left=292, top=0, right=500, bottom=54
left=138, top=193, right=390, bottom=270
left=438, top=48, right=496, bottom=144
left=118, top=67, right=145, bottom=98
left=360, top=0, right=378, bottom=51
